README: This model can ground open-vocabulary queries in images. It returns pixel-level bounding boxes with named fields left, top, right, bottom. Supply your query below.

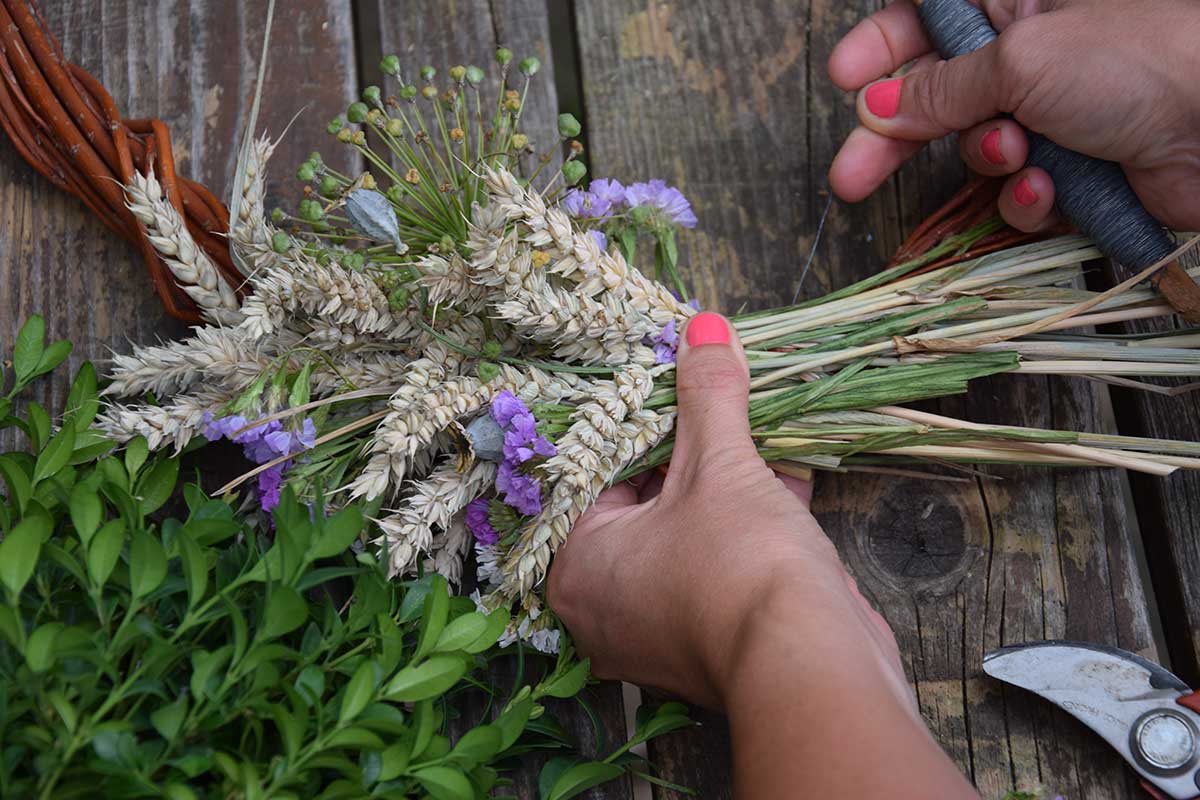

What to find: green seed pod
left=387, top=286, right=409, bottom=311
left=362, top=85, right=382, bottom=106
left=351, top=130, right=367, bottom=146
left=385, top=117, right=404, bottom=137
left=271, top=231, right=290, bottom=253
left=557, top=113, right=582, bottom=138
left=510, top=133, right=529, bottom=150
left=348, top=251, right=365, bottom=270
left=336, top=127, right=353, bottom=143
left=387, top=186, right=405, bottom=204
left=296, top=162, right=316, bottom=182
left=319, top=176, right=339, bottom=196
left=399, top=85, right=418, bottom=101
left=270, top=207, right=285, bottom=223
left=476, top=361, right=500, bottom=383
left=298, top=198, right=324, bottom=222
left=519, top=56, right=540, bottom=76
left=347, top=102, right=369, bottom=123
left=465, top=65, right=485, bottom=85
left=449, top=65, right=466, bottom=82
left=481, top=341, right=503, bottom=359
left=308, top=151, right=323, bottom=165
left=495, top=47, right=513, bottom=66
left=419, top=65, right=436, bottom=82
left=380, top=54, right=401, bottom=76
left=420, top=86, right=438, bottom=100
left=316, top=250, right=332, bottom=266
left=327, top=116, right=344, bottom=134
left=562, top=160, right=587, bottom=186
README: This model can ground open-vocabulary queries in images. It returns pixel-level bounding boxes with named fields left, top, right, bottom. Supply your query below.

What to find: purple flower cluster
left=465, top=497, right=499, bottom=545
left=563, top=178, right=697, bottom=228
left=490, top=391, right=555, bottom=517
left=651, top=319, right=679, bottom=364
left=204, top=414, right=317, bottom=512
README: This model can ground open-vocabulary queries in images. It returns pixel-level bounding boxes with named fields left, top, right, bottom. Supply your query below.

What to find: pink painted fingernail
left=864, top=78, right=903, bottom=119
left=981, top=129, right=1005, bottom=165
left=1013, top=178, right=1038, bottom=207
left=686, top=312, right=730, bottom=347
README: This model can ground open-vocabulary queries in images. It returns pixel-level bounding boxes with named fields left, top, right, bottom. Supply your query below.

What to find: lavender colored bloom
left=589, top=229, right=608, bottom=251
left=496, top=461, right=543, bottom=516
left=625, top=179, right=698, bottom=228
left=257, top=464, right=286, bottom=513
left=563, top=189, right=588, bottom=217
left=490, top=391, right=528, bottom=428
left=297, top=417, right=317, bottom=449
left=465, top=497, right=499, bottom=545
left=651, top=319, right=679, bottom=364
left=204, top=414, right=248, bottom=442
left=501, top=410, right=557, bottom=464
left=589, top=178, right=626, bottom=213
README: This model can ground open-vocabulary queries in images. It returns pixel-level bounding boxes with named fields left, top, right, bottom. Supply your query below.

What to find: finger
left=830, top=126, right=924, bottom=202
left=856, top=44, right=1010, bottom=141
left=669, top=312, right=758, bottom=479
left=775, top=472, right=813, bottom=508
left=957, top=119, right=1028, bottom=176
left=828, top=1, right=932, bottom=91
left=589, top=481, right=639, bottom=513
left=997, top=167, right=1060, bottom=231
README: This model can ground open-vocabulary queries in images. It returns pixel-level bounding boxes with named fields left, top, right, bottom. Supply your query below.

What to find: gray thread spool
left=917, top=0, right=1175, bottom=270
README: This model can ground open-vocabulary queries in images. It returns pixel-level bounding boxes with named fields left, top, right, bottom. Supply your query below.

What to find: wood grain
left=576, top=1, right=1159, bottom=798
left=0, top=0, right=359, bottom=442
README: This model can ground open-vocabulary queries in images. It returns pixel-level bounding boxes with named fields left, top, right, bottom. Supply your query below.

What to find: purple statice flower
left=502, top=411, right=557, bottom=464
left=465, top=497, right=499, bottom=545
left=651, top=319, right=679, bottom=364
left=257, top=464, right=286, bottom=513
left=589, top=229, right=608, bottom=251
left=496, top=462, right=543, bottom=516
left=490, top=391, right=528, bottom=428
left=589, top=178, right=626, bottom=213
left=625, top=179, right=698, bottom=228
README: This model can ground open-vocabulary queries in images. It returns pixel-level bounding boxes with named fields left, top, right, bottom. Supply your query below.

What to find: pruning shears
left=985, top=641, right=1200, bottom=799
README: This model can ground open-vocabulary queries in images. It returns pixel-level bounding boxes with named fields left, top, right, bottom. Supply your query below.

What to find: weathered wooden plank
left=576, top=1, right=1160, bottom=798
left=0, top=0, right=358, bottom=435
left=365, top=5, right=633, bottom=798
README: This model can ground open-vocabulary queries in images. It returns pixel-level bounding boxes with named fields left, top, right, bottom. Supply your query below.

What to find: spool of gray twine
left=916, top=0, right=1175, bottom=270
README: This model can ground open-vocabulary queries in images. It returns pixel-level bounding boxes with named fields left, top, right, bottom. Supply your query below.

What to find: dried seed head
left=405, top=169, right=421, bottom=185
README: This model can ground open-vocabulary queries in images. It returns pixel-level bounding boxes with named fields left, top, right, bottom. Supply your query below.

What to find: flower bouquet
left=96, top=51, right=1200, bottom=650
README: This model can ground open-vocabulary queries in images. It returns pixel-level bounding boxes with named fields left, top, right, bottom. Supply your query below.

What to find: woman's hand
left=548, top=312, right=978, bottom=798
left=828, top=0, right=1200, bottom=231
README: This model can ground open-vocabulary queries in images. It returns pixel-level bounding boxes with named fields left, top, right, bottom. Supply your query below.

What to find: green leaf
left=463, top=609, right=510, bottom=654
left=0, top=454, right=32, bottom=514
left=262, top=586, right=308, bottom=639
left=66, top=362, right=99, bottom=431
left=308, top=505, right=363, bottom=559
left=289, top=361, right=313, bottom=408
left=0, top=606, right=22, bottom=648
left=378, top=741, right=410, bottom=782
left=495, top=694, right=534, bottom=751
left=410, top=698, right=437, bottom=759
left=325, top=726, right=385, bottom=749
left=385, top=655, right=467, bottom=702
left=294, top=665, right=326, bottom=707
left=124, top=437, right=149, bottom=478
left=433, top=612, right=489, bottom=654
left=136, top=456, right=179, bottom=515
left=636, top=713, right=693, bottom=742
left=27, top=402, right=50, bottom=450
left=339, top=659, right=378, bottom=723
left=412, top=575, right=449, bottom=662
left=544, top=761, right=624, bottom=800
left=25, top=622, right=64, bottom=672
left=68, top=484, right=102, bottom=546
left=47, top=690, right=78, bottom=733
left=190, top=646, right=233, bottom=701
left=150, top=695, right=188, bottom=741
left=33, top=423, right=75, bottom=484
left=129, top=531, right=168, bottom=599
left=34, top=338, right=71, bottom=379
left=538, top=659, right=590, bottom=699
left=447, top=724, right=502, bottom=768
left=87, top=520, right=127, bottom=588
left=412, top=766, right=474, bottom=800
left=0, top=514, right=49, bottom=596
left=13, top=315, right=45, bottom=382
left=175, top=531, right=208, bottom=607
left=270, top=704, right=303, bottom=758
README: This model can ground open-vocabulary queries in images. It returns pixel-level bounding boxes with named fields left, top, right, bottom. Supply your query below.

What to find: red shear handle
left=1138, top=692, right=1200, bottom=799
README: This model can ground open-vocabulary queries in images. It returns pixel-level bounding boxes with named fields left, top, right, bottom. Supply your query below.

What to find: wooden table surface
left=2, top=2, right=1198, bottom=798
